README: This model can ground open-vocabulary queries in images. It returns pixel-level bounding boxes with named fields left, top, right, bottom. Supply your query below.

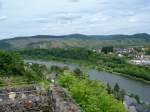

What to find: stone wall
left=0, top=85, right=51, bottom=112
left=50, top=86, right=81, bottom=112
left=0, top=85, right=81, bottom=112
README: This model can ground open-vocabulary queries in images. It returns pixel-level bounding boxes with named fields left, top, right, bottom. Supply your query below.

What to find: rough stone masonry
left=0, top=85, right=81, bottom=112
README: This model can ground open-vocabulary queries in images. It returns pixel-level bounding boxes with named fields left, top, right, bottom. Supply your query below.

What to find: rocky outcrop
left=123, top=95, right=150, bottom=112
left=0, top=85, right=51, bottom=112
left=0, top=85, right=81, bottom=112
left=50, top=86, right=81, bottom=112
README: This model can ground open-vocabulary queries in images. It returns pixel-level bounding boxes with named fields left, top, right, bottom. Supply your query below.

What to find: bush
left=58, top=71, right=127, bottom=112
left=0, top=50, right=25, bottom=76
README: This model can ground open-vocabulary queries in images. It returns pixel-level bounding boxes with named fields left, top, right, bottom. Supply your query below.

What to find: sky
left=0, top=0, right=150, bottom=39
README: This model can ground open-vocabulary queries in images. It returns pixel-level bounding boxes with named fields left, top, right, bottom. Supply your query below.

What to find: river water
left=26, top=60, right=150, bottom=102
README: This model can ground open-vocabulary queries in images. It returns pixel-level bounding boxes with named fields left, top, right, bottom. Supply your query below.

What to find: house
left=115, top=48, right=135, bottom=54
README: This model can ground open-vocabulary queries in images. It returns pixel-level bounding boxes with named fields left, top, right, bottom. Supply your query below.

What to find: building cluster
left=93, top=47, right=150, bottom=65
left=93, top=47, right=137, bottom=54
left=92, top=49, right=102, bottom=53
left=131, top=54, right=150, bottom=65
left=115, top=48, right=135, bottom=54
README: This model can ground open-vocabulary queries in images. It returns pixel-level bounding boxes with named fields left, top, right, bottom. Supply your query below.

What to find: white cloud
left=31, top=17, right=49, bottom=23
left=69, top=0, right=80, bottom=3
left=90, top=17, right=99, bottom=22
left=0, top=16, right=7, bottom=21
left=0, top=0, right=150, bottom=38
left=128, top=17, right=138, bottom=23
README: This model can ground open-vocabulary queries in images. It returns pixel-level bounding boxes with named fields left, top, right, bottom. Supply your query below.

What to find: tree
left=0, top=50, right=25, bottom=76
left=73, top=68, right=83, bottom=78
left=114, top=83, right=120, bottom=93
left=145, top=48, right=150, bottom=55
left=118, top=89, right=126, bottom=102
left=50, top=65, right=64, bottom=74
left=101, top=46, right=114, bottom=54
left=107, top=83, right=112, bottom=94
left=130, top=94, right=140, bottom=103
left=58, top=72, right=127, bottom=112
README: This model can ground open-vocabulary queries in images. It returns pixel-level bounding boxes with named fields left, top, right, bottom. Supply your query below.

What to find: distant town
left=93, top=47, right=150, bottom=65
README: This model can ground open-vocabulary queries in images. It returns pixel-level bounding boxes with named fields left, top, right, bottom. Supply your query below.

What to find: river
left=26, top=60, right=150, bottom=103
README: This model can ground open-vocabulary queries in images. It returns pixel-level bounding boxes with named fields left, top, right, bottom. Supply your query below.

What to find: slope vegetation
left=0, top=33, right=150, bottom=49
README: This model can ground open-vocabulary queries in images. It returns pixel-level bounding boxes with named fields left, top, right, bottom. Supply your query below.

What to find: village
left=93, top=47, right=150, bottom=65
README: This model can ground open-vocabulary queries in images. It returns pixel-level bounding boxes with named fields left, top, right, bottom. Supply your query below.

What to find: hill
left=0, top=33, right=150, bottom=49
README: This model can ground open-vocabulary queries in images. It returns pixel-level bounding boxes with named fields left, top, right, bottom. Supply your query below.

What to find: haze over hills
left=0, top=33, right=150, bottom=49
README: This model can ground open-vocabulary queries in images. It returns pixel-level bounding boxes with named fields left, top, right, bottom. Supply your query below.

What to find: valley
left=0, top=34, right=150, bottom=112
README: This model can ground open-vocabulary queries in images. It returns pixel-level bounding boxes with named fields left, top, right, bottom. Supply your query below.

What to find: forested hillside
left=0, top=33, right=150, bottom=49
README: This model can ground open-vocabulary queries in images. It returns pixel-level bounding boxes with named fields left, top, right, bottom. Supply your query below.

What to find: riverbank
left=110, top=71, right=150, bottom=84
left=20, top=48, right=150, bottom=83
left=25, top=59, right=150, bottom=111
left=26, top=59, right=150, bottom=102
left=100, top=68, right=150, bottom=84
left=25, top=57, right=150, bottom=84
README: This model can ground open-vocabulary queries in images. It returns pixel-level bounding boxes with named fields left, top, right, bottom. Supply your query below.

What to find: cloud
left=31, top=17, right=49, bottom=23
left=0, top=0, right=150, bottom=38
left=0, top=0, right=2, bottom=9
left=128, top=17, right=137, bottom=23
left=0, top=16, right=7, bottom=21
left=55, top=12, right=82, bottom=22
left=69, top=0, right=80, bottom=3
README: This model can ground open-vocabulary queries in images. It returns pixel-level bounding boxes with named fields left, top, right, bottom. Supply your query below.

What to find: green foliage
left=0, top=79, right=5, bottom=86
left=73, top=68, right=84, bottom=78
left=0, top=41, right=11, bottom=49
left=145, top=48, right=150, bottom=55
left=58, top=71, right=127, bottom=112
left=0, top=50, right=25, bottom=76
left=107, top=83, right=113, bottom=94
left=50, top=65, right=65, bottom=74
left=0, top=50, right=48, bottom=86
left=118, top=89, right=126, bottom=102
left=24, top=63, right=47, bottom=82
left=106, top=83, right=126, bottom=102
left=114, top=83, right=120, bottom=93
left=20, top=48, right=150, bottom=82
left=130, top=94, right=140, bottom=103
left=20, top=48, right=92, bottom=60
left=39, top=80, right=49, bottom=90
left=1, top=33, right=150, bottom=49
left=101, top=46, right=114, bottom=54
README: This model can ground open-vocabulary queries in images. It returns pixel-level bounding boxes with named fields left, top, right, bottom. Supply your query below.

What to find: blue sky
left=0, top=0, right=150, bottom=39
